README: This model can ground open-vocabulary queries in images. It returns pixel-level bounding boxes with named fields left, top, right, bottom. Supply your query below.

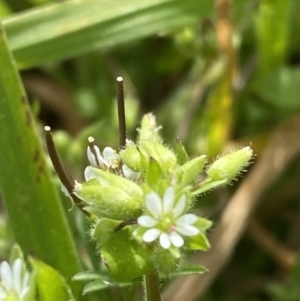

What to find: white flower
left=0, top=259, right=30, bottom=301
left=87, top=137, right=120, bottom=170
left=137, top=187, right=199, bottom=249
left=122, top=164, right=141, bottom=181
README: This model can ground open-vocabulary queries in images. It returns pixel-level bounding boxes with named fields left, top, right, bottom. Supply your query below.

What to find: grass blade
left=0, top=24, right=82, bottom=297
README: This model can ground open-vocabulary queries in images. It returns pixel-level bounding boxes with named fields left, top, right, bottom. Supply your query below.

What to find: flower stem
left=44, top=126, right=90, bottom=217
left=144, top=269, right=162, bottom=301
left=116, top=76, right=126, bottom=148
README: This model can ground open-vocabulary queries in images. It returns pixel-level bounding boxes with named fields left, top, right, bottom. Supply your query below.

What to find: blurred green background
left=1, top=0, right=300, bottom=300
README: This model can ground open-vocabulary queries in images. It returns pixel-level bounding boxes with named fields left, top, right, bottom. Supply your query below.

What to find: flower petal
left=173, top=195, right=187, bottom=218
left=87, top=144, right=102, bottom=167
left=176, top=214, right=198, bottom=226
left=146, top=192, right=162, bottom=218
left=102, top=147, right=120, bottom=168
left=84, top=166, right=96, bottom=181
left=0, top=261, right=12, bottom=287
left=175, top=225, right=200, bottom=236
left=159, top=232, right=171, bottom=249
left=122, top=164, right=141, bottom=181
left=138, top=215, right=158, bottom=227
left=169, top=232, right=184, bottom=247
left=162, top=186, right=175, bottom=214
left=20, top=286, right=30, bottom=300
left=12, top=259, right=22, bottom=294
left=143, top=228, right=161, bottom=242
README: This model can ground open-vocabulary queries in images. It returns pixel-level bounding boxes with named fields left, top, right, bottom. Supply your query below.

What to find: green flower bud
left=140, top=141, right=177, bottom=171
left=176, top=155, right=207, bottom=187
left=119, top=145, right=148, bottom=172
left=74, top=167, right=143, bottom=220
left=101, top=227, right=153, bottom=282
left=207, top=146, right=253, bottom=183
left=138, top=113, right=162, bottom=144
left=152, top=247, right=180, bottom=277
left=174, top=139, right=189, bottom=164
left=91, top=218, right=120, bottom=247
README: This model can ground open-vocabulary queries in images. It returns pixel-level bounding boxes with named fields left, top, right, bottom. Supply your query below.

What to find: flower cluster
left=73, top=113, right=253, bottom=281
left=0, top=259, right=30, bottom=301
left=86, top=136, right=140, bottom=181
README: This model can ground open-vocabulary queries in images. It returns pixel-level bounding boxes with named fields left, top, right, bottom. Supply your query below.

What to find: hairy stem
left=144, top=269, right=161, bottom=301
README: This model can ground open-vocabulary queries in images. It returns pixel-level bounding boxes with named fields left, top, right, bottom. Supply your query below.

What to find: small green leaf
left=174, top=139, right=190, bottom=164
left=83, top=279, right=132, bottom=295
left=177, top=155, right=207, bottom=186
left=169, top=265, right=208, bottom=277
left=194, top=217, right=213, bottom=231
left=184, top=232, right=210, bottom=251
left=73, top=271, right=110, bottom=282
left=146, top=157, right=164, bottom=189
left=30, top=258, right=76, bottom=301
left=192, top=179, right=228, bottom=196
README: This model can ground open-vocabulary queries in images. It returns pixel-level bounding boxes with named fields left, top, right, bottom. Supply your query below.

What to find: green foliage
left=252, top=67, right=300, bottom=111
left=2, top=0, right=213, bottom=69
left=1, top=0, right=300, bottom=300
left=0, top=23, right=82, bottom=298
left=30, top=258, right=76, bottom=301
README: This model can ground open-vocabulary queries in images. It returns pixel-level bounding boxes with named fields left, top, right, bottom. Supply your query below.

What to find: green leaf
left=191, top=179, right=228, bottom=196
left=174, top=139, right=189, bottom=165
left=169, top=265, right=208, bottom=277
left=3, top=0, right=213, bottom=69
left=0, top=24, right=82, bottom=297
left=177, top=155, right=207, bottom=187
left=252, top=67, right=300, bottom=110
left=73, top=271, right=110, bottom=282
left=83, top=279, right=132, bottom=295
left=256, top=0, right=292, bottom=74
left=30, top=258, right=76, bottom=301
left=146, top=157, right=164, bottom=189
left=194, top=217, right=213, bottom=231
left=184, top=232, right=210, bottom=251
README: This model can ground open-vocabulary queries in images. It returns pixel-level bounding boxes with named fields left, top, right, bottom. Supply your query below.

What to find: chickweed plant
left=43, top=77, right=253, bottom=300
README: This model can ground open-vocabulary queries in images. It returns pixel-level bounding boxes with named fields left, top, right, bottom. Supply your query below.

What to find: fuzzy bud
left=207, top=146, right=253, bottom=183
left=74, top=167, right=143, bottom=220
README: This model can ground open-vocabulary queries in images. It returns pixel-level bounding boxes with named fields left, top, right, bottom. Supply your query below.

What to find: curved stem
left=144, top=269, right=162, bottom=301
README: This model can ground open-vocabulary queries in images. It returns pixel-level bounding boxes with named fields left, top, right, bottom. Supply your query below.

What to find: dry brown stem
left=163, top=114, right=300, bottom=301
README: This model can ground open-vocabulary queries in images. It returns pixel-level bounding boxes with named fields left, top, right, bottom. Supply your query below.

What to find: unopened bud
left=207, top=146, right=253, bottom=183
